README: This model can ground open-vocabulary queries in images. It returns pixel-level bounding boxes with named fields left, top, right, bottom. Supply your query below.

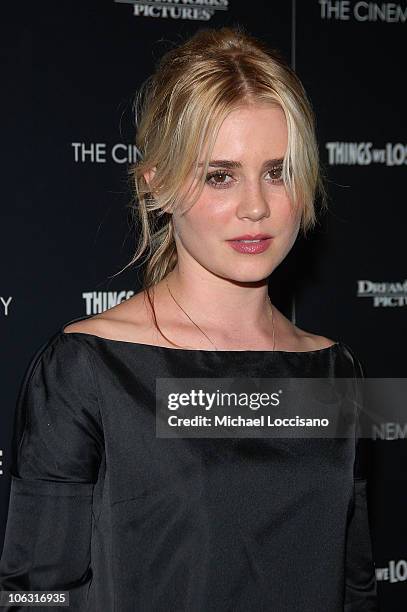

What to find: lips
left=227, top=236, right=273, bottom=254
left=228, top=233, right=272, bottom=241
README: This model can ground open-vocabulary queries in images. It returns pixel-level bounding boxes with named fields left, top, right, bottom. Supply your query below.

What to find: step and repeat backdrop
left=1, top=1, right=406, bottom=610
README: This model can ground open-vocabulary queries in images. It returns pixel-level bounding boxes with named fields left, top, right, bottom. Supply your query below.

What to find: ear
left=143, top=166, right=157, bottom=190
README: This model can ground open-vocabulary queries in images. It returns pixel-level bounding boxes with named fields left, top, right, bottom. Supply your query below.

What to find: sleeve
left=343, top=345, right=378, bottom=611
left=0, top=333, right=104, bottom=611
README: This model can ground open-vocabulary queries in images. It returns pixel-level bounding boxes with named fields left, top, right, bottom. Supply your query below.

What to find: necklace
left=165, top=277, right=276, bottom=351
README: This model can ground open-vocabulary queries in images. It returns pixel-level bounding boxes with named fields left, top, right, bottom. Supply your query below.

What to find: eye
left=205, top=171, right=233, bottom=189
left=205, top=165, right=285, bottom=190
left=266, top=164, right=284, bottom=184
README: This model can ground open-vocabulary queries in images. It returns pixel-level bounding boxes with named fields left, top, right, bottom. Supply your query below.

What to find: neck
left=160, top=267, right=274, bottom=338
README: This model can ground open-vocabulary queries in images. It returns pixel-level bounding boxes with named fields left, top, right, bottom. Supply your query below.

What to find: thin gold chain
left=165, top=276, right=276, bottom=351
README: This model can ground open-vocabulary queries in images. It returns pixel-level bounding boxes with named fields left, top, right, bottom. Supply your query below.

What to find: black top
left=0, top=315, right=378, bottom=611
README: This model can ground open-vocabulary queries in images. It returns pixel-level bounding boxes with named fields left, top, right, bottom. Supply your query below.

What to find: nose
left=236, top=180, right=270, bottom=222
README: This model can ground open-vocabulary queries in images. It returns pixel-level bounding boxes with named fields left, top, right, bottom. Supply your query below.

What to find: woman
left=0, top=25, right=377, bottom=611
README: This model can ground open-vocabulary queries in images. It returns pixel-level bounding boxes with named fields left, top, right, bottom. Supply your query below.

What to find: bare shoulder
left=274, top=308, right=337, bottom=351
left=292, top=323, right=337, bottom=352
left=301, top=333, right=337, bottom=351
left=62, top=292, right=154, bottom=343
left=284, top=331, right=337, bottom=352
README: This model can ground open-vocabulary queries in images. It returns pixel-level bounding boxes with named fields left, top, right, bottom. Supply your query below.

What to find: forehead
left=210, top=103, right=287, bottom=158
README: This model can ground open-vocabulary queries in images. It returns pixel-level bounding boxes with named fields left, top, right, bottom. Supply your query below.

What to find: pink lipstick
left=227, top=233, right=273, bottom=254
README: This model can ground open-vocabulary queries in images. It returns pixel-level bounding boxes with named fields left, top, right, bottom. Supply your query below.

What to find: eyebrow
left=197, top=158, right=284, bottom=169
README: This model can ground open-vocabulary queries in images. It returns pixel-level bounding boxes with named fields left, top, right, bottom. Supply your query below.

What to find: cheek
left=175, top=194, right=230, bottom=238
left=173, top=189, right=300, bottom=241
left=282, top=204, right=302, bottom=245
left=266, top=192, right=299, bottom=229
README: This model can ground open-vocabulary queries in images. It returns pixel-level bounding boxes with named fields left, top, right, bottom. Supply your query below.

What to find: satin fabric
left=0, top=315, right=378, bottom=611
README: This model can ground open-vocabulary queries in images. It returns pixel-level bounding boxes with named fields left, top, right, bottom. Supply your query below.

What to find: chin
left=210, top=264, right=272, bottom=285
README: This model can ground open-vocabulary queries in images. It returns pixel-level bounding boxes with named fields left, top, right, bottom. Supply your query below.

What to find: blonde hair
left=114, top=25, right=328, bottom=342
